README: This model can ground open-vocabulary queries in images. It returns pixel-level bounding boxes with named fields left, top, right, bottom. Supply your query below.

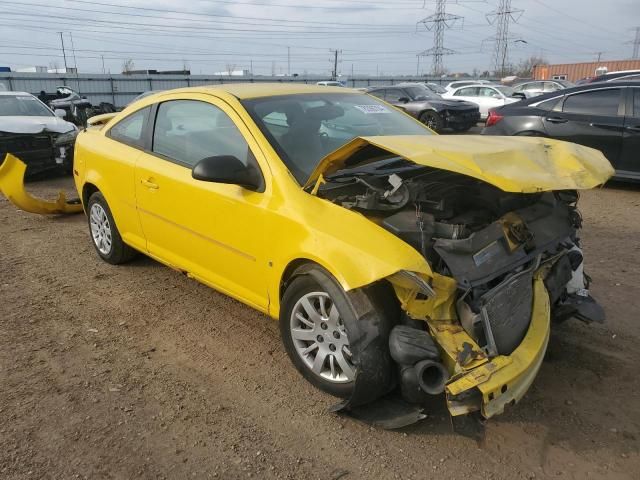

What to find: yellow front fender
left=0, top=154, right=83, bottom=215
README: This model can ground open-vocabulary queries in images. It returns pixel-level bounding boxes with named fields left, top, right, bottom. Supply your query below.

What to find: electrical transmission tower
left=486, top=0, right=523, bottom=77
left=630, top=27, right=640, bottom=59
left=417, top=0, right=463, bottom=76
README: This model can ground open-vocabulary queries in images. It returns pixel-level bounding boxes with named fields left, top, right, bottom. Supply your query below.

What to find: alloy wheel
left=89, top=203, right=113, bottom=255
left=289, top=292, right=355, bottom=383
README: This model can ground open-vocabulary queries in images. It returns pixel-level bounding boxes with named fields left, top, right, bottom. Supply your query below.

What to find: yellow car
left=71, top=83, right=613, bottom=425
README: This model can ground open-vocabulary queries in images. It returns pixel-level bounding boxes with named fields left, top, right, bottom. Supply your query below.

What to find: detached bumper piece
left=0, top=153, right=82, bottom=214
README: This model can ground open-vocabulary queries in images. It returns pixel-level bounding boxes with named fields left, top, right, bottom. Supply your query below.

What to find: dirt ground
left=1, top=175, right=639, bottom=480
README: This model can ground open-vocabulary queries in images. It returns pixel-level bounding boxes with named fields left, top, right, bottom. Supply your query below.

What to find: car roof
left=167, top=82, right=353, bottom=99
left=511, top=80, right=640, bottom=105
left=451, top=83, right=500, bottom=90
left=0, top=91, right=32, bottom=96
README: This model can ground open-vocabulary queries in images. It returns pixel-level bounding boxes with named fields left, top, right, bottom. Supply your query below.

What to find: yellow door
left=134, top=96, right=272, bottom=312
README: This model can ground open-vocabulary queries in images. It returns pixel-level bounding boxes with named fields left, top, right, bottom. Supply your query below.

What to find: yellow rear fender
left=0, top=154, right=83, bottom=215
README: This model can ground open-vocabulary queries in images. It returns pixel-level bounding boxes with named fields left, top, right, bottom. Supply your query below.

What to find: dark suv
left=367, top=84, right=480, bottom=133
left=482, top=81, right=640, bottom=181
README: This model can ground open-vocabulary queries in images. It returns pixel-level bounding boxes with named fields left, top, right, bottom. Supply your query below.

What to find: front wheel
left=87, top=192, right=137, bottom=265
left=419, top=111, right=444, bottom=132
left=280, top=269, right=357, bottom=398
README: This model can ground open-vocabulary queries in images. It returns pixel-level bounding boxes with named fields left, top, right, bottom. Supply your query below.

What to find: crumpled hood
left=305, top=135, right=614, bottom=193
left=0, top=116, right=76, bottom=135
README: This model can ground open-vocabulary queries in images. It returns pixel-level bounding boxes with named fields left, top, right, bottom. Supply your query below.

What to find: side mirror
left=398, top=97, right=410, bottom=103
left=512, top=92, right=526, bottom=99
left=54, top=109, right=66, bottom=118
left=192, top=155, right=263, bottom=191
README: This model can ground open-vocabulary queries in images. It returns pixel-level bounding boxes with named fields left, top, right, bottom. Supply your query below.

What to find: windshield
left=403, top=85, right=440, bottom=100
left=426, top=83, right=447, bottom=94
left=0, top=94, right=53, bottom=117
left=494, top=86, right=515, bottom=97
left=243, top=92, right=432, bottom=184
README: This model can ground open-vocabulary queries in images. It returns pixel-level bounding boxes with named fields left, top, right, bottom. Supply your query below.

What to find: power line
left=417, top=0, right=464, bottom=75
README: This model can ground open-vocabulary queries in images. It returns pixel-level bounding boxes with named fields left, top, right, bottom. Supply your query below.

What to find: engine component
left=388, top=325, right=448, bottom=402
left=389, top=325, right=439, bottom=365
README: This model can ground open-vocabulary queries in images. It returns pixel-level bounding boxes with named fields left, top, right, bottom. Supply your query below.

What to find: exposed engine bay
left=319, top=153, right=603, bottom=363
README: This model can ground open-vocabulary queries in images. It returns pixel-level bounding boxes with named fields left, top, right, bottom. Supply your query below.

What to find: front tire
left=280, top=266, right=398, bottom=400
left=280, top=269, right=357, bottom=398
left=87, top=192, right=137, bottom=265
left=419, top=111, right=444, bottom=132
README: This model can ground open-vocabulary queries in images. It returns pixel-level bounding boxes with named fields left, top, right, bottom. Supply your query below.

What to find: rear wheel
left=87, top=192, right=137, bottom=264
left=419, top=111, right=444, bottom=132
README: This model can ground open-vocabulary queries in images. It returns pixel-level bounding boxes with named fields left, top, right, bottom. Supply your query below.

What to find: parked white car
left=441, top=84, right=520, bottom=119
left=443, top=79, right=495, bottom=92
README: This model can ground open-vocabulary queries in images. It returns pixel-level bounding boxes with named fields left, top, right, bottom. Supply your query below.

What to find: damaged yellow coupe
left=61, top=84, right=614, bottom=426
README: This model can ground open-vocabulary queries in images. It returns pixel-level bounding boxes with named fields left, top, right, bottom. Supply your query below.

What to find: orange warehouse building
left=533, top=60, right=640, bottom=82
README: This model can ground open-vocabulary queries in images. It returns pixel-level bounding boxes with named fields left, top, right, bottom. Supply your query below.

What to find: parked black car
left=482, top=81, right=640, bottom=181
left=367, top=84, right=480, bottom=133
left=589, top=70, right=640, bottom=83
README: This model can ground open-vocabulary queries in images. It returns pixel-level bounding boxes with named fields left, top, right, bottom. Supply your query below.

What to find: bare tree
left=122, top=59, right=135, bottom=74
left=515, top=55, right=547, bottom=78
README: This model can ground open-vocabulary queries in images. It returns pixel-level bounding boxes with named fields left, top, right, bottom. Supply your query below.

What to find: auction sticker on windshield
left=354, top=105, right=391, bottom=114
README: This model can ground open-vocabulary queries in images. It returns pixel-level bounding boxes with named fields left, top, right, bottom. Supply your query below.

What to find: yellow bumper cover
left=0, top=153, right=83, bottom=215
left=445, top=274, right=551, bottom=418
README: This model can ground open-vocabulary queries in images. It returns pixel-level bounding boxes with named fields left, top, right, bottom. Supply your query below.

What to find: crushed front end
left=318, top=153, right=606, bottom=422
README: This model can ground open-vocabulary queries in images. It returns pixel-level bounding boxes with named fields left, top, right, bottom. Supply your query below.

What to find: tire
left=280, top=266, right=396, bottom=399
left=87, top=192, right=137, bottom=265
left=419, top=110, right=444, bottom=132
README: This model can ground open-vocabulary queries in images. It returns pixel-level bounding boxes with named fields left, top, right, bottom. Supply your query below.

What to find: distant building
left=213, top=69, right=250, bottom=76
left=533, top=60, right=640, bottom=82
left=123, top=69, right=191, bottom=75
left=15, top=66, right=48, bottom=73
left=47, top=67, right=78, bottom=74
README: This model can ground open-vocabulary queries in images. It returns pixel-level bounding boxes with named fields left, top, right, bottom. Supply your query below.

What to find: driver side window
left=384, top=89, right=406, bottom=102
left=455, top=87, right=478, bottom=97
left=152, top=100, right=255, bottom=168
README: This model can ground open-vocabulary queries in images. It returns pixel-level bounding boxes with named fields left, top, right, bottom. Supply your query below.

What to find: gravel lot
left=1, top=168, right=639, bottom=479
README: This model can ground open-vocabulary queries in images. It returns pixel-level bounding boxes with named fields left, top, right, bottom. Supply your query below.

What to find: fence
left=0, top=72, right=498, bottom=108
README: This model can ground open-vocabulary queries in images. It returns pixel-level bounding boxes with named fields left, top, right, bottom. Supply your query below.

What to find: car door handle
left=625, top=125, right=640, bottom=132
left=590, top=123, right=623, bottom=131
left=545, top=117, right=568, bottom=124
left=140, top=178, right=159, bottom=190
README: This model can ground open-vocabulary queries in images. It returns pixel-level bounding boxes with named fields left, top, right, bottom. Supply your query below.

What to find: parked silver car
left=512, top=80, right=574, bottom=98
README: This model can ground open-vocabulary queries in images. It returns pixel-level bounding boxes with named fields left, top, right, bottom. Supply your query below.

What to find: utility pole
left=101, top=55, right=106, bottom=74
left=486, top=0, right=524, bottom=77
left=417, top=0, right=463, bottom=76
left=330, top=49, right=341, bottom=80
left=416, top=54, right=420, bottom=76
left=287, top=46, right=290, bottom=76
left=58, top=31, right=68, bottom=72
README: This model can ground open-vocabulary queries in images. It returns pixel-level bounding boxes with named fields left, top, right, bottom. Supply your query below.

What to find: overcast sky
left=0, top=0, right=638, bottom=76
